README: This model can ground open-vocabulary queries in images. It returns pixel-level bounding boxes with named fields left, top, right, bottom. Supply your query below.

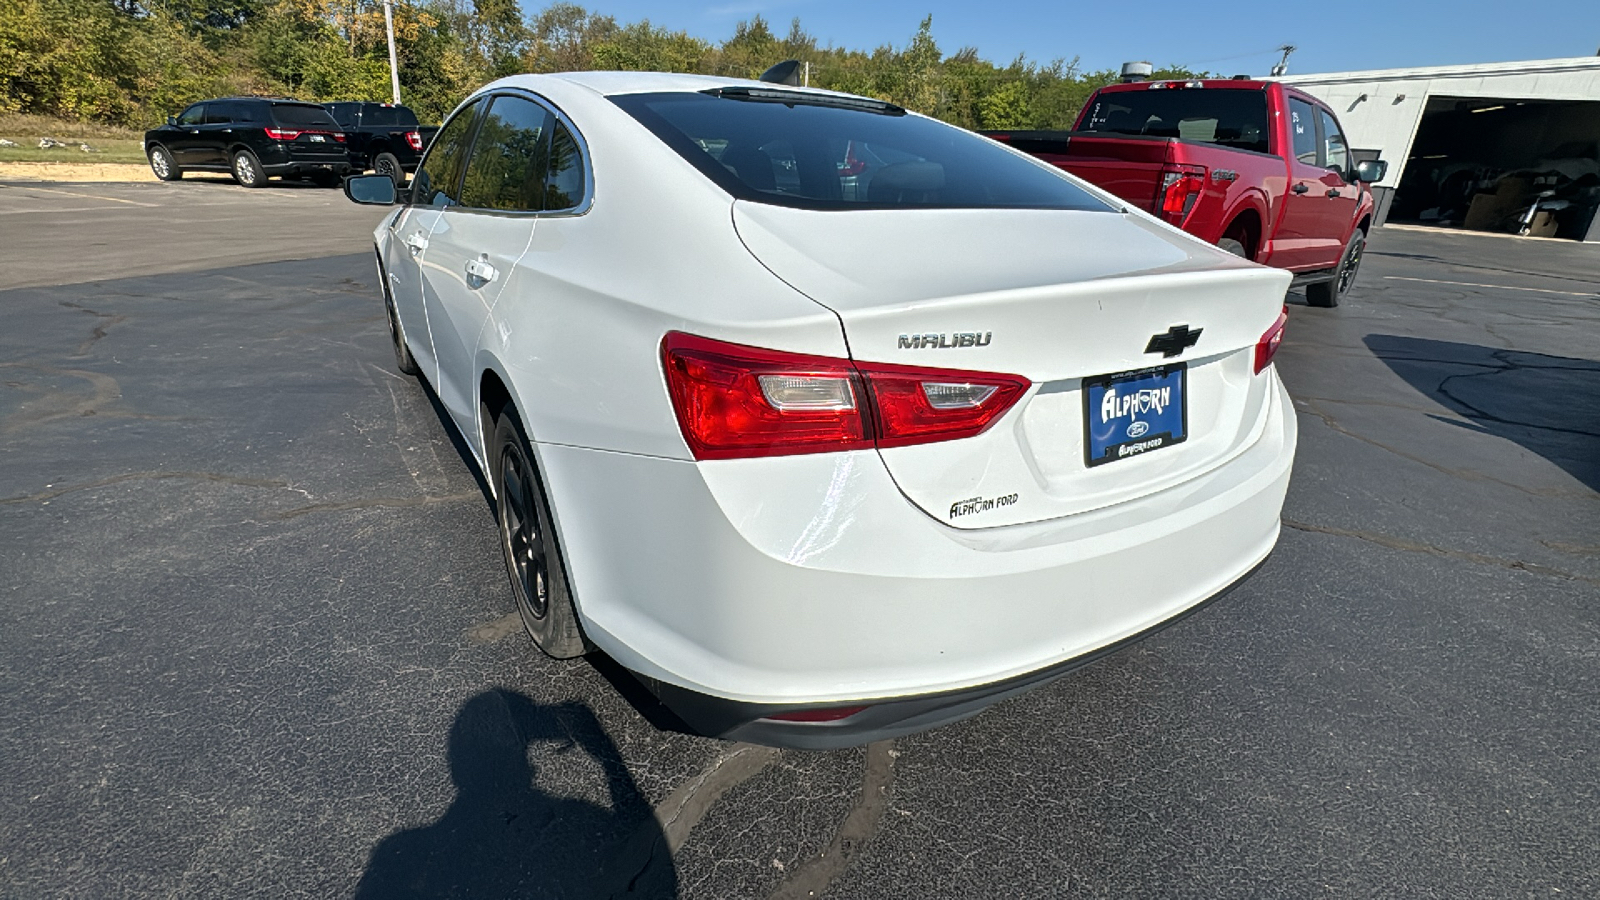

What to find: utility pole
left=1270, top=45, right=1296, bottom=78
left=383, top=0, right=401, bottom=105
left=803, top=61, right=810, bottom=87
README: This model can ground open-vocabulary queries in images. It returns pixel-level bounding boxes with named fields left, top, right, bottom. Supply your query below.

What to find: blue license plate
left=1083, top=364, right=1187, bottom=467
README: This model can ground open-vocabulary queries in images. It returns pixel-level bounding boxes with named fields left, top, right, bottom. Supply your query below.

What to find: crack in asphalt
left=1283, top=518, right=1599, bottom=586
left=765, top=740, right=896, bottom=900
left=58, top=300, right=126, bottom=358
left=274, top=492, right=481, bottom=519
left=600, top=743, right=782, bottom=899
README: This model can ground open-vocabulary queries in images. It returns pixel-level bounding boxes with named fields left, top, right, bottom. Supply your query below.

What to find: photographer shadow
left=356, top=690, right=676, bottom=899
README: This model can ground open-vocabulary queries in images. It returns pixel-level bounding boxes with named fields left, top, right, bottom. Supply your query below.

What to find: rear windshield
left=1079, top=88, right=1270, bottom=155
left=270, top=103, right=340, bottom=129
left=613, top=90, right=1112, bottom=212
left=365, top=105, right=418, bottom=127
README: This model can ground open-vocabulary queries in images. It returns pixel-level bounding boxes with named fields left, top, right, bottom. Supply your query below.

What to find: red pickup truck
left=986, top=79, right=1387, bottom=307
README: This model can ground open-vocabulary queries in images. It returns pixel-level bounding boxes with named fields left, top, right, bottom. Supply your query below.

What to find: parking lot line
left=1382, top=275, right=1597, bottom=297
left=0, top=183, right=159, bottom=207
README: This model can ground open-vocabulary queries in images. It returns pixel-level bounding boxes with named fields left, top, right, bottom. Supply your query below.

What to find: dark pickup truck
left=987, top=79, right=1387, bottom=307
left=324, top=102, right=439, bottom=186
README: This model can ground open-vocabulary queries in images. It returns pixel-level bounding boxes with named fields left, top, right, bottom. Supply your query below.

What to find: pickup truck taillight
left=1157, top=164, right=1207, bottom=226
left=405, top=131, right=424, bottom=151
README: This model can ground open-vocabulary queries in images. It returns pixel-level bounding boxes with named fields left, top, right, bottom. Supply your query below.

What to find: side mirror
left=344, top=173, right=398, bottom=206
left=167, top=116, right=177, bottom=126
left=1354, top=159, right=1388, bottom=183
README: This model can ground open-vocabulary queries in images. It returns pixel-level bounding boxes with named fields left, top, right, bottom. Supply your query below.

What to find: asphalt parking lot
left=2, top=179, right=1596, bottom=899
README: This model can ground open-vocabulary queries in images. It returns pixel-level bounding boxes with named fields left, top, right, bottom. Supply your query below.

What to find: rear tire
left=372, top=152, right=404, bottom=189
left=493, top=409, right=588, bottom=660
left=231, top=150, right=266, bottom=188
left=148, top=145, right=182, bottom=181
left=1218, top=237, right=1248, bottom=258
left=1305, top=229, right=1366, bottom=308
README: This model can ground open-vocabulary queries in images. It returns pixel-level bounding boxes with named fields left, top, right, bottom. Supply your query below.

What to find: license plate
left=309, top=134, right=326, bottom=142
left=1083, top=364, right=1187, bottom=467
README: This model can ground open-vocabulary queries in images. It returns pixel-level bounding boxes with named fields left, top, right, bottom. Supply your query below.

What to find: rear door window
left=543, top=120, right=586, bottom=211
left=412, top=99, right=483, bottom=208
left=614, top=90, right=1111, bottom=212
left=203, top=105, right=232, bottom=125
left=459, top=95, right=553, bottom=212
left=1288, top=99, right=1319, bottom=165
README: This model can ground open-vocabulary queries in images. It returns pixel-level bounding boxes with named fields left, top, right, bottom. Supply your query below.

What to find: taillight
left=405, top=131, right=424, bottom=151
left=1157, top=164, right=1207, bottom=225
left=1254, top=307, right=1288, bottom=374
left=264, top=127, right=301, bottom=141
left=331, top=132, right=347, bottom=143
left=661, top=332, right=1030, bottom=460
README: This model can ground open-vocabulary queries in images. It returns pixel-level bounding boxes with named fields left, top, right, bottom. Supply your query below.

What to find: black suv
left=324, top=102, right=439, bottom=186
left=144, top=98, right=353, bottom=188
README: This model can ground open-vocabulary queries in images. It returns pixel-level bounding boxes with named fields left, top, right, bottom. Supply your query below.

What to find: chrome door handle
left=403, top=233, right=428, bottom=256
left=1291, top=183, right=1309, bottom=194
left=465, top=255, right=498, bottom=285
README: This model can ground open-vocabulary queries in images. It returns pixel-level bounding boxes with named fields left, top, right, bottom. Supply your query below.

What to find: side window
left=177, top=105, right=206, bottom=126
left=544, top=119, right=586, bottom=211
left=204, top=104, right=232, bottom=125
left=1317, top=108, right=1349, bottom=175
left=1288, top=98, right=1318, bottom=166
left=459, top=95, right=552, bottom=212
left=412, top=99, right=483, bottom=208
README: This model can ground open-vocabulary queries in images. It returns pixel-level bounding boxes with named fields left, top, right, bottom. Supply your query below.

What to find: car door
left=1315, top=106, right=1361, bottom=255
left=419, top=92, right=549, bottom=434
left=388, top=98, right=486, bottom=384
left=168, top=104, right=207, bottom=165
left=1273, top=96, right=1338, bottom=271
left=197, top=102, right=237, bottom=167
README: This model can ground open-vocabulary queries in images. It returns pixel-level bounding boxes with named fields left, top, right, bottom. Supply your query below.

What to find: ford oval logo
left=1126, top=420, right=1150, bottom=438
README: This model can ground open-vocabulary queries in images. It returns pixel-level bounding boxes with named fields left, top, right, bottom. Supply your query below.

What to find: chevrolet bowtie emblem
left=1145, top=325, right=1202, bottom=358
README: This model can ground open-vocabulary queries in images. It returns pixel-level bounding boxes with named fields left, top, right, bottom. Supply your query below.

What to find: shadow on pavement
left=355, top=691, right=677, bottom=899
left=1365, top=334, right=1600, bottom=492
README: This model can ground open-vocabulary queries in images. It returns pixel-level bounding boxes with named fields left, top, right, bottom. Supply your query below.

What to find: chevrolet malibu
left=343, top=71, right=1298, bottom=749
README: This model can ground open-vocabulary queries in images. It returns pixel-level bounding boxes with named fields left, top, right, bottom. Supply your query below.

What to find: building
left=1282, top=57, right=1600, bottom=242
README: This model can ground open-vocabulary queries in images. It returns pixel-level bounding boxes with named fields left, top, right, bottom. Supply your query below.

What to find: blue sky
left=535, top=1, right=1600, bottom=75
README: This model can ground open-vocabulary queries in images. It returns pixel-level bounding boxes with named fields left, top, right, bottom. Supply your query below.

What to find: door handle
left=189, top=129, right=200, bottom=134
left=1292, top=183, right=1310, bottom=194
left=465, top=254, right=499, bottom=285
left=403, top=233, right=428, bottom=256
left=1327, top=188, right=1342, bottom=198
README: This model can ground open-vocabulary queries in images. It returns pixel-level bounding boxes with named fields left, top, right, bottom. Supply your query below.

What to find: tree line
left=0, top=0, right=1202, bottom=130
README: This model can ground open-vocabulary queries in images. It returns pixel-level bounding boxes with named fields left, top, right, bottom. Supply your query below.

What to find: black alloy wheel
left=148, top=145, right=182, bottom=181
left=1306, top=230, right=1366, bottom=308
left=373, top=152, right=404, bottom=189
left=493, top=410, right=588, bottom=659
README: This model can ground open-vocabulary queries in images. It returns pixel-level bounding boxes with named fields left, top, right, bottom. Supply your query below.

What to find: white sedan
left=345, top=71, right=1297, bottom=749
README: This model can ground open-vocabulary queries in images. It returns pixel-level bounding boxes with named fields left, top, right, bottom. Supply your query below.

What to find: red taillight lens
left=405, top=131, right=424, bottom=151
left=264, top=127, right=301, bottom=141
left=661, top=333, right=870, bottom=460
left=1158, top=165, right=1207, bottom=225
left=862, top=363, right=1030, bottom=449
left=331, top=132, right=346, bottom=142
left=764, top=706, right=869, bottom=723
left=661, top=333, right=1029, bottom=460
left=1254, top=307, right=1288, bottom=374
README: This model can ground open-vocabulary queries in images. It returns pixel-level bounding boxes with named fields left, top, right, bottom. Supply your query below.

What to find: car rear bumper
left=536, top=372, right=1296, bottom=747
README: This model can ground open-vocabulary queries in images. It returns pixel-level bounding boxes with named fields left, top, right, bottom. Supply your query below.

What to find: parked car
left=323, top=101, right=439, bottom=186
left=144, top=97, right=352, bottom=188
left=343, top=72, right=1298, bottom=748
left=985, top=79, right=1387, bottom=307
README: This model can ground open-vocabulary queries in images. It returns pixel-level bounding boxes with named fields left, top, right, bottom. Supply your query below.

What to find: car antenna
left=759, top=60, right=804, bottom=86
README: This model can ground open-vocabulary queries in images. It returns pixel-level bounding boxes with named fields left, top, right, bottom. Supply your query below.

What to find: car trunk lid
left=733, top=202, right=1292, bottom=528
